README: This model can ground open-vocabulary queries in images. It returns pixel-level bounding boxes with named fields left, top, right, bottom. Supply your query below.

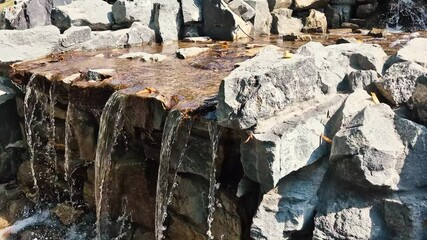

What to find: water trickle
left=206, top=122, right=221, bottom=240
left=387, top=0, right=427, bottom=31
left=0, top=210, right=50, bottom=238
left=95, top=92, right=128, bottom=240
left=154, top=110, right=194, bottom=240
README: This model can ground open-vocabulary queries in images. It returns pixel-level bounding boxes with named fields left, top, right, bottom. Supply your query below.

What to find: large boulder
left=127, top=21, right=156, bottom=45
left=202, top=0, right=253, bottom=40
left=250, top=160, right=328, bottom=239
left=394, top=38, right=427, bottom=68
left=413, top=74, right=427, bottom=124
left=240, top=94, right=346, bottom=190
left=181, top=0, right=202, bottom=24
left=51, top=0, right=114, bottom=31
left=271, top=8, right=303, bottom=36
left=294, top=0, right=328, bottom=10
left=303, top=9, right=327, bottom=33
left=60, top=26, right=91, bottom=48
left=80, top=29, right=128, bottom=50
left=112, top=0, right=152, bottom=26
left=346, top=70, right=379, bottom=92
left=217, top=46, right=323, bottom=129
left=150, top=0, right=181, bottom=42
left=245, top=0, right=272, bottom=36
left=0, top=0, right=52, bottom=30
left=375, top=61, right=427, bottom=105
left=0, top=25, right=61, bottom=63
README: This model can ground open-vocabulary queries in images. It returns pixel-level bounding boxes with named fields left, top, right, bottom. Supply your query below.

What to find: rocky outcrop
left=112, top=0, right=152, bottom=26
left=245, top=0, right=272, bottom=36
left=271, top=8, right=303, bottom=36
left=60, top=26, right=91, bottom=48
left=150, top=1, right=181, bottom=43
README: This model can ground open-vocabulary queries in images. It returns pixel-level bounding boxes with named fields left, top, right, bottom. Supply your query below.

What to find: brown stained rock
left=0, top=217, right=10, bottom=229
left=52, top=203, right=84, bottom=225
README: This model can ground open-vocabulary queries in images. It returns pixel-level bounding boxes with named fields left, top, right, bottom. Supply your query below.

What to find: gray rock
left=52, top=0, right=72, bottom=7
left=150, top=1, right=181, bottom=42
left=126, top=22, right=155, bottom=45
left=294, top=0, right=328, bottom=10
left=60, top=26, right=91, bottom=48
left=87, top=69, right=116, bottom=81
left=368, top=28, right=387, bottom=38
left=251, top=160, right=328, bottom=239
left=181, top=24, right=200, bottom=38
left=245, top=0, right=272, bottom=36
left=395, top=38, right=427, bottom=68
left=0, top=25, right=61, bottom=63
left=336, top=37, right=358, bottom=44
left=347, top=70, right=379, bottom=92
left=228, top=0, right=256, bottom=21
left=80, top=29, right=128, bottom=50
left=176, top=47, right=209, bottom=59
left=272, top=0, right=292, bottom=9
left=217, top=46, right=323, bottom=129
left=118, top=52, right=167, bottom=62
left=413, top=74, right=427, bottom=124
left=202, top=0, right=253, bottom=40
left=303, top=9, right=327, bottom=33
left=331, top=104, right=405, bottom=190
left=0, top=0, right=52, bottom=30
left=181, top=0, right=202, bottom=23
left=356, top=2, right=378, bottom=19
left=240, top=94, right=346, bottom=190
left=112, top=0, right=152, bottom=26
left=326, top=4, right=352, bottom=27
left=51, top=0, right=114, bottom=31
left=271, top=8, right=303, bottom=36
left=375, top=61, right=427, bottom=105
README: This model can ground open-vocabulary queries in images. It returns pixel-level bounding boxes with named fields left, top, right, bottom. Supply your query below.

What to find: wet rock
left=51, top=0, right=114, bottom=31
left=228, top=0, right=256, bottom=21
left=240, top=94, right=345, bottom=190
left=0, top=25, right=61, bottom=63
left=325, top=4, right=352, bottom=27
left=413, top=74, right=427, bottom=124
left=271, top=8, right=303, bottom=36
left=202, top=0, right=253, bottom=40
left=375, top=61, right=427, bottom=105
left=218, top=46, right=325, bottom=129
left=112, top=0, right=152, bottom=26
left=0, top=0, right=52, bottom=30
left=80, top=29, right=128, bottom=50
left=181, top=0, right=202, bottom=23
left=60, top=26, right=91, bottom=48
left=245, top=0, right=272, bottom=36
left=346, top=70, right=379, bottom=92
left=118, top=52, right=167, bottom=62
left=251, top=160, right=328, bottom=239
left=52, top=203, right=84, bottom=225
left=151, top=1, right=181, bottom=43
left=87, top=69, right=116, bottom=81
left=368, top=28, right=387, bottom=38
left=341, top=21, right=359, bottom=30
left=302, top=9, right=327, bottom=33
left=176, top=47, right=209, bottom=59
left=127, top=22, right=156, bottom=45
left=395, top=38, right=427, bottom=68
left=336, top=37, right=358, bottom=44
left=356, top=2, right=378, bottom=19
left=294, top=0, right=328, bottom=10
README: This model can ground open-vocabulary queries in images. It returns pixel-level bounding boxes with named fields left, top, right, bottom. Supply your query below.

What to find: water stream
left=206, top=122, right=221, bottom=239
left=94, top=92, right=128, bottom=240
left=387, top=0, right=427, bottom=31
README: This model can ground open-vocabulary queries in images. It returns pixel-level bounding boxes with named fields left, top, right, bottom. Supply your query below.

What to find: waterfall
left=387, top=0, right=427, bottom=31
left=23, top=75, right=58, bottom=201
left=206, top=122, right=221, bottom=239
left=94, top=92, right=128, bottom=240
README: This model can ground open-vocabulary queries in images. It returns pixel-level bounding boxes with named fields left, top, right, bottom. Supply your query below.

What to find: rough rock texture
left=303, top=9, right=327, bottom=33
left=127, top=22, right=156, bottom=45
left=228, top=0, right=256, bottom=21
left=0, top=25, right=61, bottom=63
left=112, top=0, right=152, bottom=26
left=271, top=8, right=303, bottom=36
left=271, top=0, right=292, bottom=9
left=394, top=38, right=427, bottom=68
left=376, top=61, right=427, bottom=105
left=0, top=0, right=52, bottom=30
left=150, top=1, right=181, bottom=42
left=240, top=94, right=346, bottom=190
left=356, top=2, right=378, bottom=19
left=60, top=26, right=91, bottom=48
left=80, top=29, right=128, bottom=50
left=413, top=74, right=427, bottom=124
left=218, top=46, right=323, bottom=129
left=245, top=0, right=272, bottom=36
left=181, top=0, right=202, bottom=23
left=251, top=160, right=328, bottom=239
left=294, top=0, right=328, bottom=10
left=51, top=0, right=114, bottom=31
left=347, top=70, right=379, bottom=92
left=202, top=0, right=253, bottom=40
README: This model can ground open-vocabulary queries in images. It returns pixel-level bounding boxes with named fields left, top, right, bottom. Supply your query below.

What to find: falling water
left=95, top=92, right=127, bottom=240
left=206, top=122, right=221, bottom=239
left=47, top=82, right=58, bottom=171
left=154, top=110, right=183, bottom=240
left=387, top=0, right=427, bottom=31
left=0, top=211, right=50, bottom=239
